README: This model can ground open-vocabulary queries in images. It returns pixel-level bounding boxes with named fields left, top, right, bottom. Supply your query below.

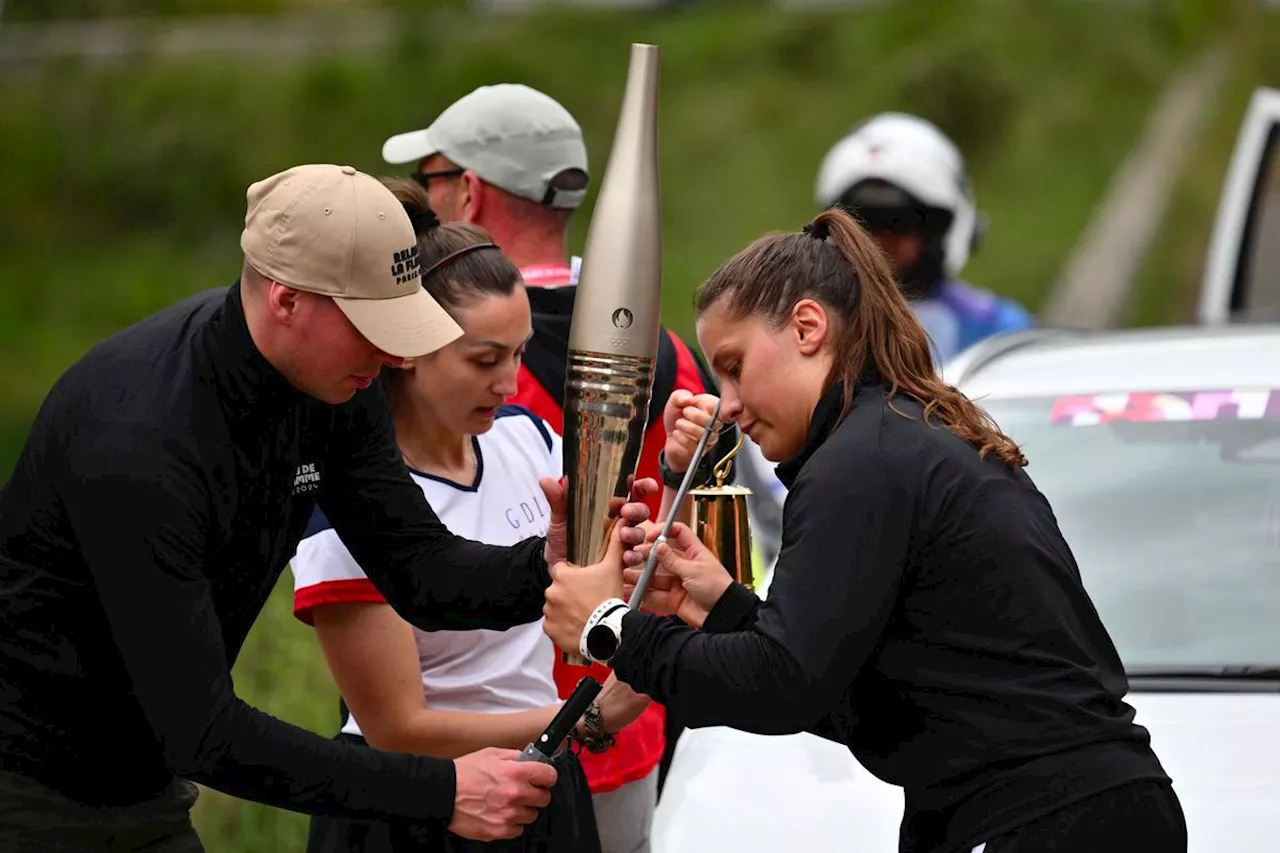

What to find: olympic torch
left=559, top=42, right=663, bottom=666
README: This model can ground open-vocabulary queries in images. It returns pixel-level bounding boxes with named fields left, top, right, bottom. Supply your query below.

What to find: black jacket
left=0, top=283, right=547, bottom=819
left=611, top=378, right=1169, bottom=853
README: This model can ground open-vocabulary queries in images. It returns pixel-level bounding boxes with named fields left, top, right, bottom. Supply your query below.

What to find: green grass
left=0, top=2, right=1261, bottom=850
left=193, top=578, right=342, bottom=848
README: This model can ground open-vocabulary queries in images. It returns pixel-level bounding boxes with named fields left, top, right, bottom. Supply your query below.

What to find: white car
left=943, top=322, right=1280, bottom=851
left=651, top=86, right=1280, bottom=852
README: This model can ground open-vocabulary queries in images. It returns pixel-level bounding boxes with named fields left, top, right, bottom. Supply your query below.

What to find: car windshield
left=979, top=389, right=1280, bottom=671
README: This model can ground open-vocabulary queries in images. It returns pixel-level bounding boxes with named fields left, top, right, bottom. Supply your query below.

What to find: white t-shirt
left=290, top=405, right=563, bottom=738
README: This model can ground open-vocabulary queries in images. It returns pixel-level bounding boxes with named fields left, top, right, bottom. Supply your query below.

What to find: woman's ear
left=790, top=299, right=829, bottom=356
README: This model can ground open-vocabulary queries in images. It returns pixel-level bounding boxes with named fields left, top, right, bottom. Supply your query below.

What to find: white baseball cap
left=382, top=83, right=589, bottom=209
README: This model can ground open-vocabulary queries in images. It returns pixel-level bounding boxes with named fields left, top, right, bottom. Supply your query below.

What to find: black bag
left=307, top=734, right=601, bottom=853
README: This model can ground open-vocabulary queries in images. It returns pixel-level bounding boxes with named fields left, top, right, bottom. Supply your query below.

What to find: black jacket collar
left=206, top=281, right=308, bottom=421
left=774, top=362, right=883, bottom=489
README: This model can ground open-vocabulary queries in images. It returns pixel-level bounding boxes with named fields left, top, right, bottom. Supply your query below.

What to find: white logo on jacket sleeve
left=292, top=462, right=322, bottom=495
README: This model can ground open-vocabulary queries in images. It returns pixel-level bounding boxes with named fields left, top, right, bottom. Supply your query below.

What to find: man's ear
left=790, top=299, right=829, bottom=356
left=266, top=281, right=302, bottom=325
left=460, top=171, right=484, bottom=224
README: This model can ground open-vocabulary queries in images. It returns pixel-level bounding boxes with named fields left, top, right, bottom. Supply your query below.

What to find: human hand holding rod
left=628, top=397, right=722, bottom=610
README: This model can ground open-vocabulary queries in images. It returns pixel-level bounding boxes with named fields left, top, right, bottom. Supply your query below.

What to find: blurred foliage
left=3, top=0, right=360, bottom=21
left=1128, top=4, right=1280, bottom=327
left=0, top=1, right=1272, bottom=850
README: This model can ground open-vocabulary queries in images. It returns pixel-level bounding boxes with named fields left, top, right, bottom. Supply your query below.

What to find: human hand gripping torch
left=559, top=42, right=663, bottom=667
left=520, top=405, right=722, bottom=765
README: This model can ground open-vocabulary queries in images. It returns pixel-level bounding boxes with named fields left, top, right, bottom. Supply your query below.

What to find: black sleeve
left=803, top=684, right=860, bottom=746
left=59, top=428, right=458, bottom=822
left=702, top=582, right=761, bottom=633
left=609, top=444, right=913, bottom=735
left=320, top=391, right=549, bottom=631
left=806, top=711, right=851, bottom=746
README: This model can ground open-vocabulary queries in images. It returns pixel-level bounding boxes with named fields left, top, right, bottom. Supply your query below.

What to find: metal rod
left=627, top=397, right=722, bottom=610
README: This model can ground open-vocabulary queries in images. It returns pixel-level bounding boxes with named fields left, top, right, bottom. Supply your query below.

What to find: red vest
left=511, top=328, right=711, bottom=794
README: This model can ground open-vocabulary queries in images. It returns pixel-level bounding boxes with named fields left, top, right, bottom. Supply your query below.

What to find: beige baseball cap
left=240, top=163, right=462, bottom=358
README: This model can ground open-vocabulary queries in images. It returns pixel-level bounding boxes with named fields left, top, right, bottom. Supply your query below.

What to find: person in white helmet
left=815, top=112, right=1034, bottom=361
left=735, top=112, right=1035, bottom=576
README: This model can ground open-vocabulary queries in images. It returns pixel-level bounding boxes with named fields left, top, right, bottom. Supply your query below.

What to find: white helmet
left=815, top=112, right=982, bottom=277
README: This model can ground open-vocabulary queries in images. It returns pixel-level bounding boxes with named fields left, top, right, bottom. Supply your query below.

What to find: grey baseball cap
left=382, top=83, right=589, bottom=210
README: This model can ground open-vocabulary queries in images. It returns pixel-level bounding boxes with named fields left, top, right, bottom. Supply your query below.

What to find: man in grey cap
left=384, top=84, right=727, bottom=853
left=382, top=82, right=589, bottom=276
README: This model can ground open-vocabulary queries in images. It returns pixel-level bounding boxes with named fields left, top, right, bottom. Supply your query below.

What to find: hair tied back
left=802, top=219, right=830, bottom=241
left=409, top=207, right=440, bottom=234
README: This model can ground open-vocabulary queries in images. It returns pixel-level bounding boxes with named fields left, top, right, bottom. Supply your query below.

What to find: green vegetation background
left=1, top=1, right=1277, bottom=850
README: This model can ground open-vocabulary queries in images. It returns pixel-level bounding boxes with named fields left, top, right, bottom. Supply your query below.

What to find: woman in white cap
left=290, top=179, right=649, bottom=853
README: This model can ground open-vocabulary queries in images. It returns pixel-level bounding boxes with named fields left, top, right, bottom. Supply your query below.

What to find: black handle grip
left=517, top=676, right=603, bottom=763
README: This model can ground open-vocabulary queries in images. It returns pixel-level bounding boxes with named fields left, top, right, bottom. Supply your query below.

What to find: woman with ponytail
left=542, top=206, right=1186, bottom=853
left=289, top=180, right=648, bottom=853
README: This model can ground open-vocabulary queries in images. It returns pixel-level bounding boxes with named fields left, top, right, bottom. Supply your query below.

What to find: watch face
left=586, top=624, right=620, bottom=661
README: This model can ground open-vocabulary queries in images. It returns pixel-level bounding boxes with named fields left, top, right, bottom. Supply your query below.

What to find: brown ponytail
left=694, top=206, right=1026, bottom=468
left=380, top=178, right=521, bottom=313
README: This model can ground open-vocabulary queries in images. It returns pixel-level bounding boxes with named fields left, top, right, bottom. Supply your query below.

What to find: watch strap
left=657, top=450, right=687, bottom=489
left=590, top=604, right=628, bottom=663
left=579, top=598, right=628, bottom=663
left=573, top=702, right=616, bottom=754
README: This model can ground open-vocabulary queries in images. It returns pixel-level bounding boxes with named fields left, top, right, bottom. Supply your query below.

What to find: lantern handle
left=711, top=431, right=744, bottom=487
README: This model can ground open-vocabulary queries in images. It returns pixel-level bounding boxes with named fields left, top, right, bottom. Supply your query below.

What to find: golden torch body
left=560, top=43, right=663, bottom=665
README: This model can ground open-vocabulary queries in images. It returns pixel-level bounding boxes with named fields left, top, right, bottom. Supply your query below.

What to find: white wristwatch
left=580, top=598, right=628, bottom=664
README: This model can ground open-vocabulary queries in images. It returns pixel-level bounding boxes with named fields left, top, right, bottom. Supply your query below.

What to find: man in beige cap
left=0, top=163, right=656, bottom=852
left=240, top=163, right=465, bottom=373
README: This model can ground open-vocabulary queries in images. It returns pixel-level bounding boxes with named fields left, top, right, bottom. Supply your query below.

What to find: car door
left=1197, top=86, right=1280, bottom=325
